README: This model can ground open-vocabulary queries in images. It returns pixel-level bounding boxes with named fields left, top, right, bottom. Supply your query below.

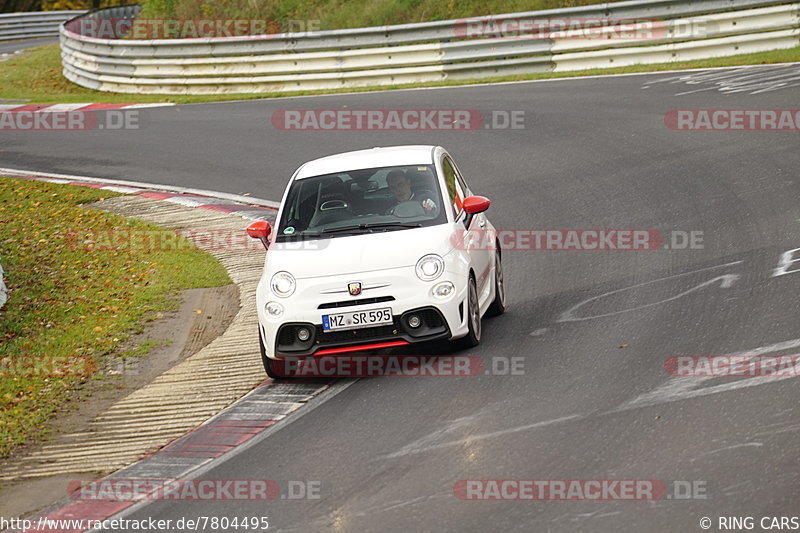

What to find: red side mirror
left=463, top=196, right=490, bottom=214
left=247, top=220, right=272, bottom=239
left=246, top=221, right=272, bottom=250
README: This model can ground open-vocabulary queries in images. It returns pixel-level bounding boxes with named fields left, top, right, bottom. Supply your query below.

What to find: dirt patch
left=0, top=283, right=238, bottom=519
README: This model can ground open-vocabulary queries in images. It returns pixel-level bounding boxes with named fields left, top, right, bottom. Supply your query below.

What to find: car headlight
left=416, top=254, right=444, bottom=281
left=270, top=271, right=296, bottom=298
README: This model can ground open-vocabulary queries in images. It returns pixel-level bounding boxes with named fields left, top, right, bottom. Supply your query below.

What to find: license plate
left=322, top=308, right=393, bottom=332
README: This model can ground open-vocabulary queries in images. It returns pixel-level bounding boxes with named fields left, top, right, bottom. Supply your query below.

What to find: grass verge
left=137, top=0, right=629, bottom=31
left=0, top=178, right=231, bottom=458
left=1, top=43, right=799, bottom=105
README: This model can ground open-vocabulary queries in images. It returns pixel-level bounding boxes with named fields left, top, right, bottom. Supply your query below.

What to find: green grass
left=138, top=0, right=630, bottom=31
left=0, top=178, right=231, bottom=457
left=1, top=42, right=798, bottom=105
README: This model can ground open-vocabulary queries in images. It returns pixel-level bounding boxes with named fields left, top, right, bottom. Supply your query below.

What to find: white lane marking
left=557, top=261, right=742, bottom=322
left=122, top=103, right=176, bottom=109
left=674, top=86, right=720, bottom=96
left=722, top=78, right=800, bottom=94
left=774, top=248, right=800, bottom=277
left=34, top=177, right=72, bottom=184
left=100, top=185, right=144, bottom=193
left=0, top=103, right=174, bottom=112
left=618, top=338, right=800, bottom=411
left=720, top=70, right=800, bottom=87
left=754, top=422, right=800, bottom=437
left=751, top=81, right=800, bottom=94
left=648, top=64, right=800, bottom=95
left=568, top=511, right=623, bottom=521
left=43, top=103, right=93, bottom=112
left=711, top=67, right=798, bottom=85
left=697, top=442, right=763, bottom=458
left=163, top=196, right=208, bottom=207
left=382, top=414, right=581, bottom=459
left=650, top=65, right=786, bottom=86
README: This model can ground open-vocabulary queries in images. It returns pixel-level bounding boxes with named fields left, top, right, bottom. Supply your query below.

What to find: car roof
left=294, top=145, right=439, bottom=180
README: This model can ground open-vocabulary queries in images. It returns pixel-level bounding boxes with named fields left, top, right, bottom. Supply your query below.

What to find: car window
left=452, top=160, right=472, bottom=197
left=276, top=165, right=446, bottom=240
left=442, top=156, right=466, bottom=219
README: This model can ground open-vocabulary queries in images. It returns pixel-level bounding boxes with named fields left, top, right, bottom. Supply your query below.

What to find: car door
left=441, top=155, right=493, bottom=300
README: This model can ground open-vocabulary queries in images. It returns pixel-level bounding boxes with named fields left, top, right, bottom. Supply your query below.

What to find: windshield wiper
left=277, top=231, right=323, bottom=239
left=322, top=222, right=422, bottom=234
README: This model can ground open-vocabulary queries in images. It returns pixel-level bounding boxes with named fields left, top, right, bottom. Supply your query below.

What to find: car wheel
left=259, top=327, right=288, bottom=379
left=486, top=250, right=506, bottom=317
left=458, top=275, right=481, bottom=349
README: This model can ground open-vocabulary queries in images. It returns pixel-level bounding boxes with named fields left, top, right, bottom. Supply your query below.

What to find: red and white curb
left=0, top=169, right=354, bottom=533
left=8, top=380, right=351, bottom=533
left=0, top=168, right=278, bottom=221
left=0, top=103, right=174, bottom=113
left=6, top=379, right=355, bottom=533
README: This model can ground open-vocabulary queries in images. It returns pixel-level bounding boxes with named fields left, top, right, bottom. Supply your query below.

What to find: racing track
left=3, top=65, right=800, bottom=532
left=0, top=37, right=56, bottom=58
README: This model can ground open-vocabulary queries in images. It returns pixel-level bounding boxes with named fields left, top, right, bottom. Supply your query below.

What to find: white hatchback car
left=247, top=145, right=505, bottom=378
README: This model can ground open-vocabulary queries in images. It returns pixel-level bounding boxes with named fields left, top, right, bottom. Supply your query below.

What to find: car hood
left=266, top=224, right=455, bottom=279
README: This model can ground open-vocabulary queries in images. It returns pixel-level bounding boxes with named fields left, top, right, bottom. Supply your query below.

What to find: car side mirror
left=246, top=220, right=272, bottom=250
left=462, top=196, right=490, bottom=228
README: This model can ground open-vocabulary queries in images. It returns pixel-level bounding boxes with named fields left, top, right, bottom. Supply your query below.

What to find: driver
left=387, top=169, right=436, bottom=213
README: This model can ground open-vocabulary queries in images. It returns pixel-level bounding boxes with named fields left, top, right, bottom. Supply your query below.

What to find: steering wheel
left=387, top=200, right=426, bottom=218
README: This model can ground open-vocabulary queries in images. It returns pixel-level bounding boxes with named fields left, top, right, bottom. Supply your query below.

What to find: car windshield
left=276, top=164, right=446, bottom=240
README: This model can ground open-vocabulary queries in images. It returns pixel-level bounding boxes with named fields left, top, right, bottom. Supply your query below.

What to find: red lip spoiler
left=314, top=340, right=410, bottom=356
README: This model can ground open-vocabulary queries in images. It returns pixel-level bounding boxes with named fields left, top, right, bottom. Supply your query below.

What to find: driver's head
left=387, top=170, right=412, bottom=201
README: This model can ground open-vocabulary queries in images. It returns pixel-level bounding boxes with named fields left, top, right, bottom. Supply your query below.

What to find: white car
left=247, top=145, right=505, bottom=378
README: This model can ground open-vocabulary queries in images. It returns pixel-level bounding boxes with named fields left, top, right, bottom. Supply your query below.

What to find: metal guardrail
left=59, top=0, right=800, bottom=94
left=0, top=10, right=84, bottom=42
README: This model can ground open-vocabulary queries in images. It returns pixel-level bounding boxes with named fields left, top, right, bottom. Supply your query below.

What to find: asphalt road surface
left=0, top=37, right=56, bottom=57
left=3, top=65, right=800, bottom=532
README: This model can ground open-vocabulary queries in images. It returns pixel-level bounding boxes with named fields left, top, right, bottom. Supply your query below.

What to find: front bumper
left=257, top=269, right=469, bottom=359
left=273, top=306, right=452, bottom=356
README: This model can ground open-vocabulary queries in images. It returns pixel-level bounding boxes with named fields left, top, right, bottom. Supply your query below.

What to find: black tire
left=259, top=327, right=288, bottom=379
left=486, top=250, right=506, bottom=317
left=458, top=276, right=481, bottom=349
